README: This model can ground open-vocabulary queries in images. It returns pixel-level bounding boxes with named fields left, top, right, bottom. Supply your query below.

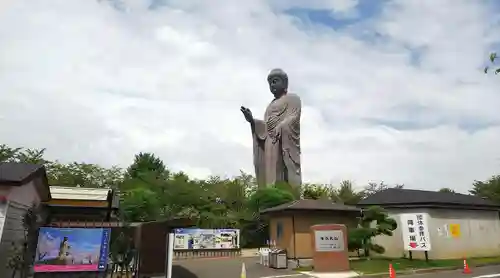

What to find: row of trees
left=2, top=144, right=500, bottom=246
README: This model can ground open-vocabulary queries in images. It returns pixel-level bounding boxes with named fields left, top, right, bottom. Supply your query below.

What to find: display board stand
left=400, top=213, right=432, bottom=262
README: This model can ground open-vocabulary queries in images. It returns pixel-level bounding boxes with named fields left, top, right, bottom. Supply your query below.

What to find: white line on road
left=260, top=274, right=305, bottom=278
left=472, top=274, right=500, bottom=278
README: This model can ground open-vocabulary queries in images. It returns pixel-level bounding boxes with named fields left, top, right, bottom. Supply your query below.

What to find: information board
left=34, top=227, right=111, bottom=272
left=314, top=230, right=344, bottom=252
left=173, top=228, right=240, bottom=250
left=400, top=213, right=432, bottom=251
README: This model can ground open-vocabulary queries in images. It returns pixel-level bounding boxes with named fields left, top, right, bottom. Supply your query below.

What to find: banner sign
left=400, top=213, right=432, bottom=251
left=34, top=227, right=111, bottom=272
left=173, top=228, right=239, bottom=250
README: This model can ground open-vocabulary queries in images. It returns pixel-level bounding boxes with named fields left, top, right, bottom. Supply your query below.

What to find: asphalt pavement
left=173, top=257, right=310, bottom=278
left=173, top=257, right=500, bottom=278
left=391, top=264, right=500, bottom=278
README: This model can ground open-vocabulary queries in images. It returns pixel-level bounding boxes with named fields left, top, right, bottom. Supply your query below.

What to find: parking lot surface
left=173, top=257, right=309, bottom=278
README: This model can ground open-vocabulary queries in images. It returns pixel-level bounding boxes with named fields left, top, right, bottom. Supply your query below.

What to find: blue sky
left=1, top=0, right=500, bottom=192
left=286, top=0, right=385, bottom=29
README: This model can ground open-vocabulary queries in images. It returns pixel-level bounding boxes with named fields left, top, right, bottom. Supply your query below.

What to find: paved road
left=174, top=258, right=500, bottom=278
left=394, top=265, right=500, bottom=278
left=173, top=257, right=309, bottom=278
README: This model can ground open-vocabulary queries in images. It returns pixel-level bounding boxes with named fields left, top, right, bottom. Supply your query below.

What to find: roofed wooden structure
left=44, top=186, right=119, bottom=223
left=0, top=162, right=51, bottom=201
left=260, top=199, right=360, bottom=259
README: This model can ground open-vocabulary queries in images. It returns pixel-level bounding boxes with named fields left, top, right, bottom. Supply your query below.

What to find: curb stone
left=357, top=262, right=500, bottom=278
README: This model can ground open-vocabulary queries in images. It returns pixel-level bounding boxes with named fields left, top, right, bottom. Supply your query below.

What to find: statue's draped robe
left=252, top=93, right=301, bottom=187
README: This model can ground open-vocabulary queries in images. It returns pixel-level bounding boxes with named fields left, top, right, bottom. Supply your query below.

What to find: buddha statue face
left=267, top=68, right=288, bottom=97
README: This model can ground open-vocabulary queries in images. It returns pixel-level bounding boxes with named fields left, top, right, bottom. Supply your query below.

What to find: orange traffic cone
left=463, top=258, right=471, bottom=274
left=389, top=263, right=396, bottom=278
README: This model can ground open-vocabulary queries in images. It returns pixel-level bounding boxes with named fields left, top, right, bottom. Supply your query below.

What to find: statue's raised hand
left=240, top=106, right=254, bottom=124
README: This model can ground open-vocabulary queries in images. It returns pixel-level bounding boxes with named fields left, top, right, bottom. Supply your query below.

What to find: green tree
left=126, top=152, right=166, bottom=179
left=15, top=148, right=48, bottom=164
left=0, top=145, right=49, bottom=164
left=363, top=181, right=404, bottom=197
left=484, top=52, right=499, bottom=74
left=120, top=187, right=162, bottom=222
left=119, top=152, right=171, bottom=223
left=248, top=186, right=296, bottom=211
left=47, top=162, right=123, bottom=188
left=0, top=144, right=124, bottom=188
left=0, top=144, right=22, bottom=162
left=438, top=187, right=455, bottom=193
left=302, top=184, right=331, bottom=200
left=470, top=175, right=500, bottom=204
left=162, top=172, right=206, bottom=220
left=243, top=186, right=297, bottom=247
left=120, top=172, right=171, bottom=221
left=331, top=180, right=363, bottom=205
left=348, top=206, right=397, bottom=257
left=273, top=181, right=301, bottom=199
left=202, top=175, right=250, bottom=228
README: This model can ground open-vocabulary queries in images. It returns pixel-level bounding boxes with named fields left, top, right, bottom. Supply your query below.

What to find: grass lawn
left=295, top=256, right=500, bottom=274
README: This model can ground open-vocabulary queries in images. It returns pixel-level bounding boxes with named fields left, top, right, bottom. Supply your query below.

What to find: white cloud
left=1, top=0, right=500, bottom=193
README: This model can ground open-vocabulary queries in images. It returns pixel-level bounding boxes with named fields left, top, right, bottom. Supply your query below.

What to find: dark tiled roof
left=260, top=199, right=361, bottom=214
left=358, top=188, right=499, bottom=208
left=0, top=162, right=45, bottom=184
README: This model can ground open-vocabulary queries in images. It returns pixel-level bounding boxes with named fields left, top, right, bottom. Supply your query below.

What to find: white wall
left=8, top=180, right=41, bottom=206
left=372, top=208, right=500, bottom=259
left=428, top=209, right=500, bottom=259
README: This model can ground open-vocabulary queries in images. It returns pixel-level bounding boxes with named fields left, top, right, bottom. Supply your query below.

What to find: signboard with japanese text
left=314, top=230, right=344, bottom=252
left=34, top=227, right=111, bottom=272
left=173, top=228, right=240, bottom=250
left=400, top=213, right=431, bottom=251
